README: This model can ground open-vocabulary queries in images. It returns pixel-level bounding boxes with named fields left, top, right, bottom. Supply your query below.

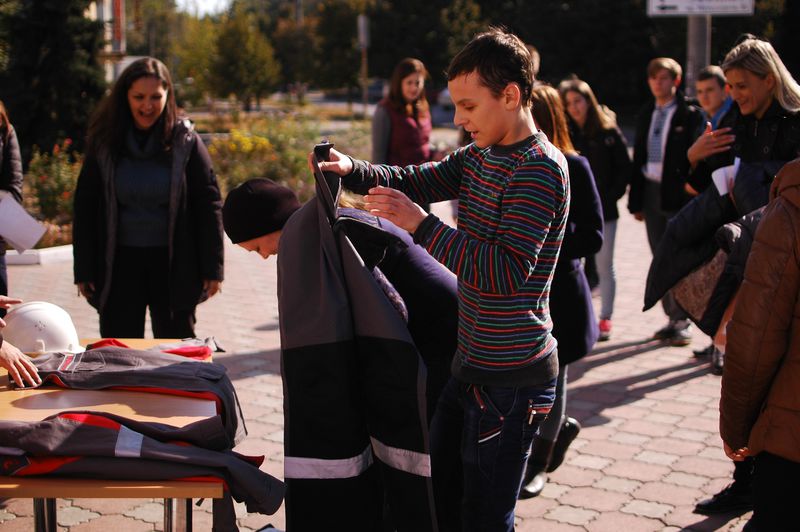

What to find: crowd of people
left=0, top=25, right=798, bottom=532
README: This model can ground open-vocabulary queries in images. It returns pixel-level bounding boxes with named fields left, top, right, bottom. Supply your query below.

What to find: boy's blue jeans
left=430, top=376, right=556, bottom=531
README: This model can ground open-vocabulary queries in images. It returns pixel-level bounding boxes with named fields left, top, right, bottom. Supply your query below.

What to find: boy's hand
left=308, top=147, right=354, bottom=176
left=365, top=186, right=428, bottom=233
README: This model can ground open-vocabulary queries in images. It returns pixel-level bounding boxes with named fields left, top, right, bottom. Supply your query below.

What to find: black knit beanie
left=222, top=178, right=301, bottom=243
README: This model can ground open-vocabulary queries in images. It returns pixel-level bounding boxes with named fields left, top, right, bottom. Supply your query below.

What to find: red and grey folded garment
left=11, top=347, right=246, bottom=449
left=0, top=411, right=284, bottom=530
left=85, top=336, right=225, bottom=361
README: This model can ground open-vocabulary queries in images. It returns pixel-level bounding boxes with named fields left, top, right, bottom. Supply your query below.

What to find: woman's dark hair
left=87, top=57, right=178, bottom=157
left=446, top=27, right=534, bottom=107
left=0, top=99, right=10, bottom=140
left=387, top=57, right=430, bottom=118
left=558, top=78, right=616, bottom=137
left=531, top=85, right=576, bottom=156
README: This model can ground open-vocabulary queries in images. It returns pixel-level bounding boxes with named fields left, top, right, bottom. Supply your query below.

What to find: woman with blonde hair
left=559, top=78, right=631, bottom=342
left=519, top=85, right=604, bottom=498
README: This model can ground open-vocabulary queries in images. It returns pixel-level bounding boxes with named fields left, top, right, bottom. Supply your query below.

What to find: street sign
left=647, top=0, right=754, bottom=16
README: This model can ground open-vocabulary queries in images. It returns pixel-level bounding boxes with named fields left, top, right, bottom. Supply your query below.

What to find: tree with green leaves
left=173, top=13, right=218, bottom=106
left=0, top=0, right=106, bottom=163
left=126, top=0, right=179, bottom=62
left=211, top=9, right=281, bottom=110
left=273, top=17, right=319, bottom=103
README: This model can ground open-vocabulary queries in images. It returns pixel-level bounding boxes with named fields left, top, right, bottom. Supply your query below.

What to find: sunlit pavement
left=1, top=194, right=750, bottom=531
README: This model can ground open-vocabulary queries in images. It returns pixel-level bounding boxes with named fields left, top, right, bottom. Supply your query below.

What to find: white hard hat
left=3, top=301, right=84, bottom=355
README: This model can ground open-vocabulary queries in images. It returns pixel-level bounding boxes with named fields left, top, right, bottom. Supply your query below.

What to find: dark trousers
left=430, top=377, right=556, bottom=532
left=747, top=452, right=800, bottom=531
left=641, top=180, right=688, bottom=322
left=99, top=246, right=196, bottom=339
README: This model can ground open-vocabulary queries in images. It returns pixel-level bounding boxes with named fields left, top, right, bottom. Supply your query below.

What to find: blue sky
left=175, top=0, right=230, bottom=16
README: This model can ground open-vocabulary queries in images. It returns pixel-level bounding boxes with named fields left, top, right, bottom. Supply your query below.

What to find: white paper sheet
left=0, top=193, right=46, bottom=253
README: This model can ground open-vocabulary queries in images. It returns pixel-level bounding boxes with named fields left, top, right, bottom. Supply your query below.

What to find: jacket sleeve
left=371, top=105, right=391, bottom=163
left=720, top=197, right=800, bottom=450
left=1, top=126, right=23, bottom=203
left=627, top=110, right=648, bottom=214
left=609, top=127, right=632, bottom=202
left=72, top=150, right=103, bottom=283
left=343, top=145, right=465, bottom=204
left=186, top=133, right=224, bottom=282
left=560, top=156, right=604, bottom=260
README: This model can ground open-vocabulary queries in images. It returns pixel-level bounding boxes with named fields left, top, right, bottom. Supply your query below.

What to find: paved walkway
left=0, top=200, right=749, bottom=531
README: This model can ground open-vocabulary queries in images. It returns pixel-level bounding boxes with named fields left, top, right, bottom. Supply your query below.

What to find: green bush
left=209, top=111, right=321, bottom=201
left=25, top=139, right=81, bottom=224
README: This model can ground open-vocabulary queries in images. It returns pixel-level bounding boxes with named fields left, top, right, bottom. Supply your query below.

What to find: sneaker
left=710, top=348, right=725, bottom=375
left=653, top=321, right=692, bottom=347
left=694, top=482, right=753, bottom=515
left=598, top=319, right=612, bottom=341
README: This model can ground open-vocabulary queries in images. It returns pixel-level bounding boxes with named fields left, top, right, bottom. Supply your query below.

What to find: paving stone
left=642, top=437, right=705, bottom=456
left=548, top=464, right=602, bottom=487
left=620, top=499, right=673, bottom=519
left=57, top=506, right=100, bottom=527
left=634, top=481, right=704, bottom=506
left=0, top=512, right=12, bottom=524
left=567, top=454, right=611, bottom=470
left=608, top=431, right=651, bottom=445
left=73, top=498, right=146, bottom=515
left=517, top=518, right=584, bottom=532
left=515, top=496, right=559, bottom=518
left=0, top=517, right=36, bottom=531
left=538, top=482, right=571, bottom=500
left=635, top=450, right=679, bottom=466
left=69, top=514, right=155, bottom=532
left=579, top=439, right=639, bottom=460
left=645, top=412, right=682, bottom=425
left=619, top=419, right=674, bottom=437
left=124, top=502, right=164, bottom=524
left=605, top=460, right=671, bottom=482
left=593, top=475, right=642, bottom=493
left=544, top=505, right=598, bottom=526
left=0, top=500, right=33, bottom=518
left=671, top=428, right=712, bottom=442
left=559, top=486, right=628, bottom=512
left=672, top=456, right=735, bottom=477
left=585, top=511, right=663, bottom=532
left=663, top=471, right=711, bottom=488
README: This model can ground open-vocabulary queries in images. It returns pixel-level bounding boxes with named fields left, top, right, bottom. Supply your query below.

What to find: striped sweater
left=345, top=132, right=569, bottom=386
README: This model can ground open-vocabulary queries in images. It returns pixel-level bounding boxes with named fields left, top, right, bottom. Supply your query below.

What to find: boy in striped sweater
left=317, top=27, right=569, bottom=531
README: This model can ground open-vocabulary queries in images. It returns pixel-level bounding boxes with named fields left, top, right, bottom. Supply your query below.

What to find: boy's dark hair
left=697, top=65, right=726, bottom=88
left=446, top=27, right=534, bottom=107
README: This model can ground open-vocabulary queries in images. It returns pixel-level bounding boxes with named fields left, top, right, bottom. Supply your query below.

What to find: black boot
left=519, top=437, right=555, bottom=499
left=548, top=417, right=581, bottom=473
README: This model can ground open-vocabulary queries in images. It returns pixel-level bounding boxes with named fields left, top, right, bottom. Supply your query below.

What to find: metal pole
left=686, top=14, right=711, bottom=98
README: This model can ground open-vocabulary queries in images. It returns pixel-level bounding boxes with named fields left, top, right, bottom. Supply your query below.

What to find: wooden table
left=0, top=339, right=224, bottom=532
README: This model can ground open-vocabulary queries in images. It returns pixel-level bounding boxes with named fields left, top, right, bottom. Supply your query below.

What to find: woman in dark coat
left=520, top=85, right=604, bottom=498
left=0, top=99, right=23, bottom=317
left=559, top=79, right=631, bottom=341
left=73, top=57, right=224, bottom=339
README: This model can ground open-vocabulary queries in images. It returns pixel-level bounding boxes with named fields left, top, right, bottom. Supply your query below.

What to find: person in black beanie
left=222, top=178, right=302, bottom=259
